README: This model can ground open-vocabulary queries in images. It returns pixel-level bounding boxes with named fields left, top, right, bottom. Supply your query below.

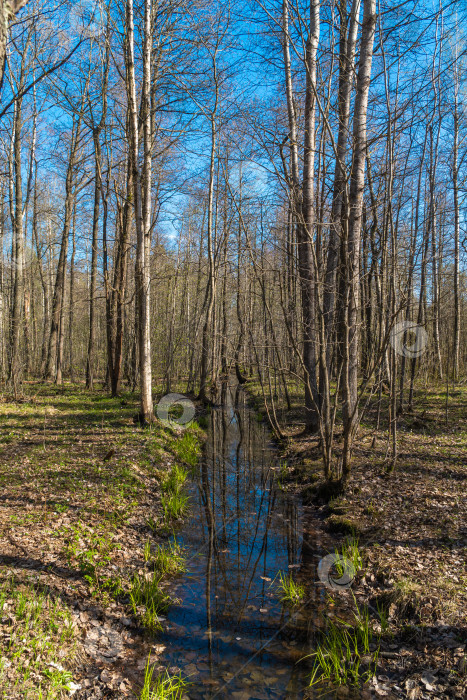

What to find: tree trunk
left=85, top=131, right=102, bottom=389
left=453, top=90, right=460, bottom=380
left=8, top=97, right=23, bottom=389
left=126, top=0, right=154, bottom=422
left=198, top=97, right=218, bottom=403
left=0, top=1, right=28, bottom=91
left=323, top=0, right=360, bottom=363
left=45, top=114, right=82, bottom=382
left=341, top=0, right=377, bottom=481
left=299, top=0, right=320, bottom=432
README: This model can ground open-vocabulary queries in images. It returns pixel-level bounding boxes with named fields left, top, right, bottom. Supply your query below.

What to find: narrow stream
left=160, top=383, right=324, bottom=699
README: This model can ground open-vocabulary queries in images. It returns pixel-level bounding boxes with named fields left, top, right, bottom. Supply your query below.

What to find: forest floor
left=0, top=379, right=465, bottom=699
left=248, top=378, right=467, bottom=699
left=0, top=382, right=203, bottom=699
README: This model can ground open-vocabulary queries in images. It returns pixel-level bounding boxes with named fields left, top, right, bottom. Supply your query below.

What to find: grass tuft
left=129, top=572, right=171, bottom=632
left=309, top=602, right=379, bottom=688
left=276, top=570, right=305, bottom=606
left=153, top=539, right=186, bottom=576
left=334, top=534, right=363, bottom=577
left=160, top=463, right=189, bottom=523
left=140, top=657, right=188, bottom=699
left=161, top=491, right=189, bottom=521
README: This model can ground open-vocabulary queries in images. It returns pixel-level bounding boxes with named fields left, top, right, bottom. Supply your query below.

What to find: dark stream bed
left=158, top=383, right=329, bottom=699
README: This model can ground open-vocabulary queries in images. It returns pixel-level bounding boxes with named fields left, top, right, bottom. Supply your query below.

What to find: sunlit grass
left=140, top=658, right=188, bottom=699
left=334, top=534, right=363, bottom=578
left=160, top=463, right=190, bottom=523
left=161, top=491, right=189, bottom=521
left=308, top=602, right=379, bottom=688
left=162, top=464, right=188, bottom=494
left=276, top=570, right=305, bottom=606
left=167, top=427, right=202, bottom=467
left=129, top=572, right=171, bottom=632
left=153, top=539, right=186, bottom=576
left=144, top=537, right=152, bottom=562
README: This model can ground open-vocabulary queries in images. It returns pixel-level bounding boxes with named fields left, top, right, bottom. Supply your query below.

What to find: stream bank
left=244, top=379, right=467, bottom=699
left=0, top=383, right=204, bottom=699
left=1, top=381, right=464, bottom=698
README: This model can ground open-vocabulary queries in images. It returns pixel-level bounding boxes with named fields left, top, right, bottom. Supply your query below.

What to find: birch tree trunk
left=281, top=0, right=320, bottom=432
left=8, top=96, right=23, bottom=389
left=453, top=84, right=460, bottom=381
left=45, top=113, right=83, bottom=382
left=198, top=57, right=218, bottom=404
left=126, top=0, right=154, bottom=422
left=85, top=130, right=102, bottom=389
left=299, top=0, right=320, bottom=432
left=0, top=0, right=28, bottom=90
left=341, top=0, right=377, bottom=481
left=108, top=154, right=131, bottom=397
left=322, top=0, right=360, bottom=359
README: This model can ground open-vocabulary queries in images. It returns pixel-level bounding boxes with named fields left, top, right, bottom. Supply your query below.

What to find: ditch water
left=159, top=382, right=329, bottom=699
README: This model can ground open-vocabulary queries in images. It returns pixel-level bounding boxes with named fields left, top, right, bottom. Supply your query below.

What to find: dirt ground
left=249, top=379, right=467, bottom=699
left=0, top=380, right=465, bottom=698
left=0, top=382, right=201, bottom=699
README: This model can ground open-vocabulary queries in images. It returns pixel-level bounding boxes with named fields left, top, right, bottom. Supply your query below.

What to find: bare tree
left=340, top=0, right=377, bottom=481
left=0, top=0, right=28, bottom=90
left=125, top=0, right=154, bottom=422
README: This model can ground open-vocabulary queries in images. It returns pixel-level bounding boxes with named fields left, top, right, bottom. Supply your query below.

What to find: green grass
left=64, top=522, right=122, bottom=598
left=0, top=577, right=77, bottom=697
left=160, top=463, right=190, bottom=523
left=334, top=535, right=363, bottom=578
left=276, top=571, right=305, bottom=606
left=276, top=460, right=289, bottom=490
left=43, top=667, right=74, bottom=692
left=0, top=383, right=205, bottom=692
left=144, top=537, right=152, bottom=562
left=146, top=515, right=159, bottom=533
left=309, top=602, right=379, bottom=688
left=376, top=599, right=391, bottom=634
left=162, top=464, right=188, bottom=493
left=143, top=538, right=186, bottom=576
left=167, top=427, right=202, bottom=467
left=152, top=539, right=186, bottom=576
left=129, top=572, right=171, bottom=632
left=161, top=491, right=189, bottom=521
left=140, top=658, right=188, bottom=699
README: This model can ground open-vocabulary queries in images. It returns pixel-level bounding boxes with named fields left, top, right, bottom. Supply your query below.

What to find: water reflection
left=160, top=384, right=314, bottom=699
